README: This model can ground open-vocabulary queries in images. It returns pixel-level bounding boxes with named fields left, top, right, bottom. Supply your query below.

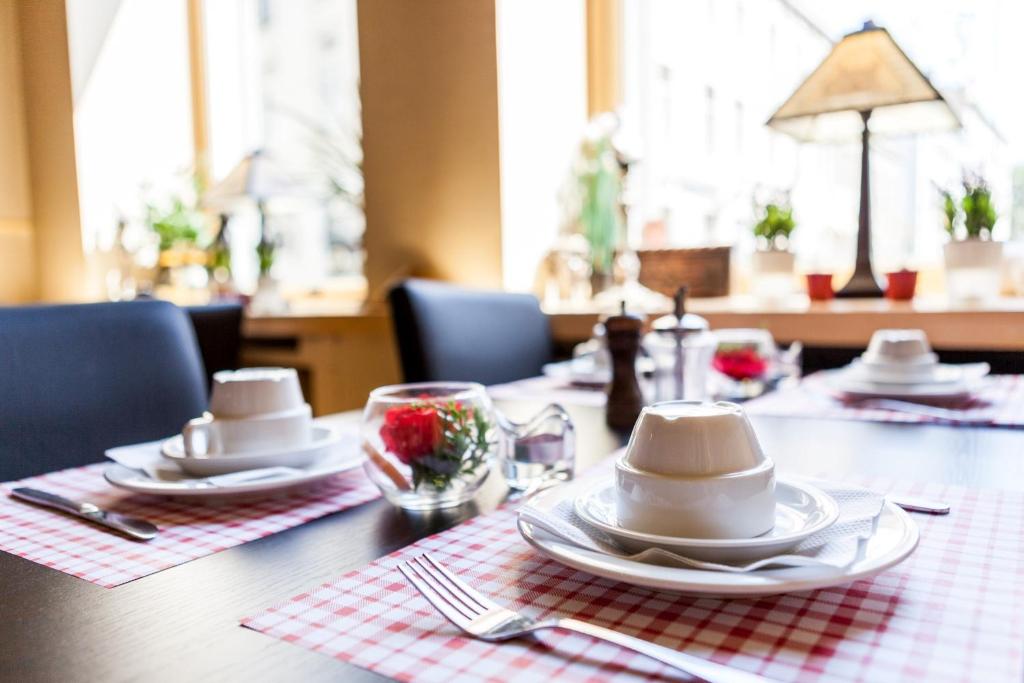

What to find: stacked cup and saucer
left=104, top=368, right=363, bottom=499
left=829, top=329, right=989, bottom=404
left=518, top=401, right=919, bottom=597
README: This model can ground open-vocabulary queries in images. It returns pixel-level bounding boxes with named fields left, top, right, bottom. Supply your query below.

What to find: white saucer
left=161, top=426, right=339, bottom=476
left=543, top=359, right=609, bottom=387
left=827, top=364, right=988, bottom=401
left=104, top=434, right=364, bottom=498
left=575, top=479, right=839, bottom=562
left=520, top=480, right=919, bottom=597
left=849, top=359, right=989, bottom=386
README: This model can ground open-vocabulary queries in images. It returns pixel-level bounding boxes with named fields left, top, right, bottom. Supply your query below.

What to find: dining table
left=3, top=398, right=1024, bottom=682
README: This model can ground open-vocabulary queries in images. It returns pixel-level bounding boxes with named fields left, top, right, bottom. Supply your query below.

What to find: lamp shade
left=202, top=149, right=298, bottom=210
left=767, top=23, right=959, bottom=142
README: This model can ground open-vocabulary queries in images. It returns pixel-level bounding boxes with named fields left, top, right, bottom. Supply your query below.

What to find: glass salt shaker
left=496, top=403, right=575, bottom=491
left=643, top=287, right=716, bottom=402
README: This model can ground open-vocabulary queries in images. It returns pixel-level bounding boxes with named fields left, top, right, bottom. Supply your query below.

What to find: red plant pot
left=805, top=273, right=834, bottom=300
left=885, top=270, right=918, bottom=300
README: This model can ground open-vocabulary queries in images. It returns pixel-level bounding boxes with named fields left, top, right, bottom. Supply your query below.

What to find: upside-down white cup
left=182, top=368, right=313, bottom=456
left=208, top=367, right=306, bottom=417
left=615, top=401, right=776, bottom=539
left=858, top=329, right=939, bottom=383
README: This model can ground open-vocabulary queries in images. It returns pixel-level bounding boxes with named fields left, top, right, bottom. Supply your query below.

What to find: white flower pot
left=751, top=250, right=795, bottom=299
left=943, top=239, right=1003, bottom=302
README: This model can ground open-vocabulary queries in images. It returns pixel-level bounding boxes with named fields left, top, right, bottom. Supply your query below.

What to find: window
left=65, top=0, right=363, bottom=301
left=204, top=0, right=363, bottom=294
left=621, top=0, right=1024, bottom=276
left=66, top=0, right=194, bottom=257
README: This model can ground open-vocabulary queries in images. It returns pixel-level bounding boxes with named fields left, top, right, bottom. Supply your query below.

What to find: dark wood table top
left=4, top=401, right=1024, bottom=682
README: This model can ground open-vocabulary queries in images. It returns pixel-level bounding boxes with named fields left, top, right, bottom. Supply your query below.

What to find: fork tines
left=399, top=554, right=497, bottom=627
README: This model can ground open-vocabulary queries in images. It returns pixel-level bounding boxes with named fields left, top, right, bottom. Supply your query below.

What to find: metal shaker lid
left=651, top=287, right=708, bottom=334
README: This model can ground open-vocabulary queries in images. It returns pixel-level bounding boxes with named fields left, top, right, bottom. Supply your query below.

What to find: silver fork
left=399, top=553, right=774, bottom=682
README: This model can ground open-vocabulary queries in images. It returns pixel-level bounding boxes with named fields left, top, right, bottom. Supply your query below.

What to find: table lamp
left=203, top=149, right=295, bottom=264
left=767, top=21, right=959, bottom=297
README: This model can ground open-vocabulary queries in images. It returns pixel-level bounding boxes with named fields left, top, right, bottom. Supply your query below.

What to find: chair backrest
left=185, top=303, right=243, bottom=389
left=0, top=300, right=208, bottom=480
left=388, top=278, right=552, bottom=385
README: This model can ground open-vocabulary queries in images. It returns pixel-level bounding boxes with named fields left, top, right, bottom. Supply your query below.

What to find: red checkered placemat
left=0, top=462, right=379, bottom=588
left=745, top=374, right=1024, bottom=428
left=242, top=476, right=1024, bottom=682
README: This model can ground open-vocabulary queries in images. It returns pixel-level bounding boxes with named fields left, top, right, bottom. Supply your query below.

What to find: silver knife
left=888, top=495, right=950, bottom=515
left=10, top=487, right=159, bottom=540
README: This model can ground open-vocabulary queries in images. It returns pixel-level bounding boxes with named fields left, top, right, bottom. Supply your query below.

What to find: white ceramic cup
left=615, top=401, right=776, bottom=539
left=182, top=367, right=312, bottom=456
left=859, top=329, right=939, bottom=383
left=182, top=405, right=313, bottom=456
left=208, top=367, right=306, bottom=417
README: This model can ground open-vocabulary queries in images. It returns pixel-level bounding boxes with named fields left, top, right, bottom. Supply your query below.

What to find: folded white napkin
left=104, top=439, right=189, bottom=481
left=519, top=479, right=885, bottom=572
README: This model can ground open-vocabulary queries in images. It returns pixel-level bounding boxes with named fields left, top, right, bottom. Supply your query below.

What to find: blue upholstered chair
left=0, top=300, right=208, bottom=480
left=388, top=279, right=553, bottom=385
left=185, top=303, right=243, bottom=390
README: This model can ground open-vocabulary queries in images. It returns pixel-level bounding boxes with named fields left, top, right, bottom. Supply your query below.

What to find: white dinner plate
left=161, top=426, right=340, bottom=476
left=826, top=366, right=987, bottom=401
left=104, top=435, right=365, bottom=498
left=543, top=359, right=609, bottom=387
left=847, top=359, right=989, bottom=387
left=543, top=357, right=655, bottom=388
left=574, top=478, right=839, bottom=562
left=520, top=480, right=919, bottom=597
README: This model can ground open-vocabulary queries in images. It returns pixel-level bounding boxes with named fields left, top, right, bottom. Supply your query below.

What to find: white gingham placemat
left=745, top=374, right=1024, bottom=428
left=0, top=462, right=379, bottom=588
left=242, top=476, right=1024, bottom=682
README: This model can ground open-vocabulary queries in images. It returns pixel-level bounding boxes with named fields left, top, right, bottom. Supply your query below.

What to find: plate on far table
left=847, top=359, right=989, bottom=386
left=520, top=478, right=918, bottom=598
left=826, top=366, right=987, bottom=403
left=543, top=357, right=655, bottom=388
left=574, top=478, right=839, bottom=562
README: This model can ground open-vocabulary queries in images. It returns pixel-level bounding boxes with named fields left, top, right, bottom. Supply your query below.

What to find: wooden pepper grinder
left=605, top=301, right=645, bottom=432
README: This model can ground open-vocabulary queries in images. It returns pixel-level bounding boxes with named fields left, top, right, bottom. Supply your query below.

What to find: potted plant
left=751, top=199, right=797, bottom=297
left=573, top=115, right=624, bottom=295
left=941, top=175, right=1002, bottom=300
left=144, top=189, right=210, bottom=298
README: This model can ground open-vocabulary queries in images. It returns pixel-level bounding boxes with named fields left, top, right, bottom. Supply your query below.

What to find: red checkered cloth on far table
left=744, top=373, right=1024, bottom=428
left=0, top=463, right=380, bottom=588
left=242, top=476, right=1024, bottom=682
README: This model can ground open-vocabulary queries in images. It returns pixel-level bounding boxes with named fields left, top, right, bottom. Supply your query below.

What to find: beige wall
left=586, top=0, right=622, bottom=116
left=359, top=0, right=504, bottom=299
left=0, top=1, right=35, bottom=302
left=17, top=0, right=87, bottom=302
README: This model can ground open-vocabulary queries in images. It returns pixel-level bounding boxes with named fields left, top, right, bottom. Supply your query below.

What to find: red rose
left=713, top=348, right=768, bottom=380
left=379, top=404, right=442, bottom=465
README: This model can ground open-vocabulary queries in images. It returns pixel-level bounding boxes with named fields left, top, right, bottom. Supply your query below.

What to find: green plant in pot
left=751, top=199, right=797, bottom=298
left=574, top=119, right=624, bottom=295
left=145, top=190, right=210, bottom=294
left=940, top=174, right=1002, bottom=301
left=753, top=202, right=796, bottom=251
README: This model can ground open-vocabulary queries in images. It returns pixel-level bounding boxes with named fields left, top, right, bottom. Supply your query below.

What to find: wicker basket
left=637, top=246, right=731, bottom=298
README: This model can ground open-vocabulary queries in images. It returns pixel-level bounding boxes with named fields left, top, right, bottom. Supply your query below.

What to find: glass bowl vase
left=361, top=382, right=496, bottom=511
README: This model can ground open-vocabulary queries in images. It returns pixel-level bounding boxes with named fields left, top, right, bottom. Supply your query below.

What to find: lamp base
left=835, top=268, right=884, bottom=298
